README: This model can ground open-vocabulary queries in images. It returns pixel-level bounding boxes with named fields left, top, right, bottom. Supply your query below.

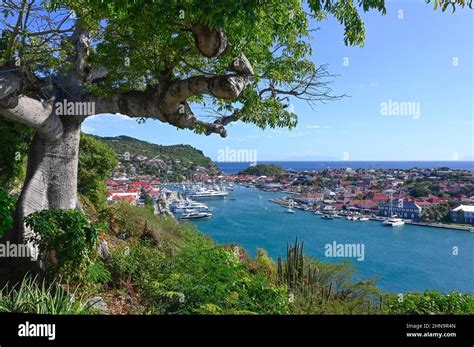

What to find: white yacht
left=180, top=211, right=212, bottom=220
left=170, top=198, right=210, bottom=213
left=383, top=190, right=405, bottom=226
left=359, top=217, right=370, bottom=222
left=189, top=187, right=229, bottom=199
left=383, top=216, right=405, bottom=227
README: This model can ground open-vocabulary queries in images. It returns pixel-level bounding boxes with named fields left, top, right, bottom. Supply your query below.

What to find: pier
left=269, top=196, right=474, bottom=232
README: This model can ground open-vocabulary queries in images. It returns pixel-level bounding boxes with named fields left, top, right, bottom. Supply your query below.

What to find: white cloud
left=360, top=82, right=379, bottom=88
left=306, top=124, right=331, bottom=129
left=87, top=113, right=135, bottom=122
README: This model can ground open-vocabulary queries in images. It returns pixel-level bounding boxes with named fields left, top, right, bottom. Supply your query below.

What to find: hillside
left=238, top=164, right=285, bottom=176
left=93, top=135, right=221, bottom=181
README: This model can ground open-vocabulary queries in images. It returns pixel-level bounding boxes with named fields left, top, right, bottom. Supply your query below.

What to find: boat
left=170, top=198, right=210, bottom=213
left=314, top=211, right=322, bottom=215
left=285, top=208, right=295, bottom=214
left=286, top=199, right=295, bottom=214
left=188, top=187, right=229, bottom=199
left=321, top=214, right=334, bottom=220
left=180, top=211, right=212, bottom=220
left=382, top=190, right=405, bottom=226
left=383, top=216, right=405, bottom=226
left=333, top=214, right=342, bottom=218
left=359, top=217, right=370, bottom=221
left=346, top=216, right=353, bottom=220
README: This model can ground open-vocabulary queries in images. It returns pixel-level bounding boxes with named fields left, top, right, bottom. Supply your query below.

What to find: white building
left=451, top=205, right=474, bottom=225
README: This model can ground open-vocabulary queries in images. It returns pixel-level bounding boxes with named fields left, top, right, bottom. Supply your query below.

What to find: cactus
left=277, top=238, right=380, bottom=312
left=277, top=238, right=318, bottom=292
left=277, top=237, right=305, bottom=289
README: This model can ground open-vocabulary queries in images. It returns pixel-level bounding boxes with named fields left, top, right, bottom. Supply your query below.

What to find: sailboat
left=383, top=216, right=404, bottom=226
left=285, top=200, right=295, bottom=214
left=383, top=190, right=405, bottom=227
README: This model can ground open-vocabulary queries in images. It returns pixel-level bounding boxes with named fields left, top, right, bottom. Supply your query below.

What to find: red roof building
left=372, top=193, right=389, bottom=202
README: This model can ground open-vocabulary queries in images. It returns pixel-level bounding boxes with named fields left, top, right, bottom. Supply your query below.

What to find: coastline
left=268, top=195, right=474, bottom=232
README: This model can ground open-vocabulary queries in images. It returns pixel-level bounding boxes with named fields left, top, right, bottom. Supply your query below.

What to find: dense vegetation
left=2, top=202, right=473, bottom=315
left=238, top=164, right=286, bottom=177
left=79, top=134, right=119, bottom=208
left=95, top=135, right=221, bottom=181
left=0, top=191, right=15, bottom=238
left=420, top=202, right=452, bottom=223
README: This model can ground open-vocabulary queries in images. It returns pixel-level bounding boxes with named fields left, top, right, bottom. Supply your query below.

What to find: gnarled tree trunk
left=3, top=117, right=81, bottom=279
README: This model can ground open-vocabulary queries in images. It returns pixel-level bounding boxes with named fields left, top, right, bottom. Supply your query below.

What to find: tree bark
left=3, top=117, right=81, bottom=278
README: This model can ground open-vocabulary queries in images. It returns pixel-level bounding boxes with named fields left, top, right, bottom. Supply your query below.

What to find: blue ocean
left=216, top=161, right=474, bottom=174
left=190, top=185, right=474, bottom=294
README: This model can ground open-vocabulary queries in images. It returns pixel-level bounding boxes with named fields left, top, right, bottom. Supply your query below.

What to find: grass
left=0, top=276, right=92, bottom=314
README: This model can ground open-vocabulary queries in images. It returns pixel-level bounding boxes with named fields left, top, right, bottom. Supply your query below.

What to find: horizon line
left=213, top=160, right=474, bottom=163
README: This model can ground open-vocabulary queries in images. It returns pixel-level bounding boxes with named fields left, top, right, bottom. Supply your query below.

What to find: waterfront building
left=347, top=200, right=378, bottom=211
left=292, top=193, right=324, bottom=204
left=379, top=200, right=422, bottom=220
left=450, top=205, right=474, bottom=225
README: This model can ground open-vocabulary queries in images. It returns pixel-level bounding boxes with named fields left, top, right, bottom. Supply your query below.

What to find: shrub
left=107, top=235, right=289, bottom=315
left=383, top=290, right=474, bottom=315
left=23, top=209, right=101, bottom=281
left=249, top=248, right=276, bottom=278
left=277, top=239, right=381, bottom=314
left=78, top=133, right=118, bottom=210
left=85, top=260, right=112, bottom=287
left=145, top=242, right=289, bottom=314
left=0, top=191, right=15, bottom=238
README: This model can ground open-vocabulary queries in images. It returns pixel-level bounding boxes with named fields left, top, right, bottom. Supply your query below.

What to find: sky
left=83, top=0, right=474, bottom=162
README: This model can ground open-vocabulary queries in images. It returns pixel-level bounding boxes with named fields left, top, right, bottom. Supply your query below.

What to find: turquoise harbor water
left=189, top=185, right=474, bottom=294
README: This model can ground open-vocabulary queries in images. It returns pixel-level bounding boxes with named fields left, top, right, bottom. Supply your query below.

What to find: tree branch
left=0, top=96, right=62, bottom=140
left=190, top=23, right=228, bottom=58
left=90, top=23, right=255, bottom=138
left=0, top=67, right=63, bottom=140
left=66, top=23, right=92, bottom=83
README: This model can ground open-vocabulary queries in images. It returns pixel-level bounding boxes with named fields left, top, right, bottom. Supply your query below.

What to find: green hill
left=238, top=164, right=285, bottom=176
left=93, top=135, right=221, bottom=181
